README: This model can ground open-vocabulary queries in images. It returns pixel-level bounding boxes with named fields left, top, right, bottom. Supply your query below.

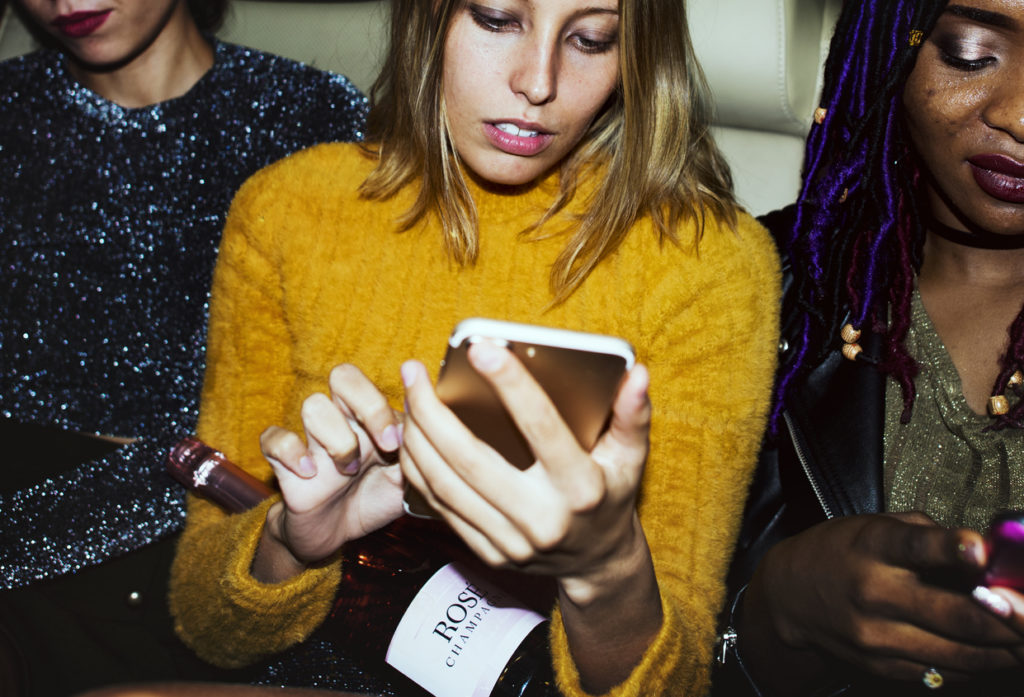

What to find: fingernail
left=469, top=340, right=506, bottom=373
left=973, top=585, right=1013, bottom=618
left=343, top=459, right=360, bottom=476
left=298, top=455, right=317, bottom=477
left=401, top=361, right=418, bottom=388
left=380, top=424, right=400, bottom=451
left=958, top=541, right=984, bottom=566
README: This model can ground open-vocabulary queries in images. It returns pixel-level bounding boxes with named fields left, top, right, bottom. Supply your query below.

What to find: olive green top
left=884, top=290, right=1024, bottom=532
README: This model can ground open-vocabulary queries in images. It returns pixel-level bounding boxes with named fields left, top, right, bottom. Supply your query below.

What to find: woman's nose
left=982, top=70, right=1024, bottom=143
left=510, top=39, right=558, bottom=106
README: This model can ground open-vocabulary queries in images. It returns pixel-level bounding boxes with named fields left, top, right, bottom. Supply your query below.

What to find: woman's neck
left=921, top=230, right=1024, bottom=288
left=918, top=230, right=1024, bottom=415
left=67, top=4, right=214, bottom=109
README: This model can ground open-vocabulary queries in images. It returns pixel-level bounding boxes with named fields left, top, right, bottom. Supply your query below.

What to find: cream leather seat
left=0, top=0, right=839, bottom=216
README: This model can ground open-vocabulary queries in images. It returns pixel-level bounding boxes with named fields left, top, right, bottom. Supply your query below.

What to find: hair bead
left=768, top=1, right=1024, bottom=430
left=990, top=395, right=1011, bottom=416
left=1009, top=370, right=1023, bottom=388
left=842, top=343, right=863, bottom=361
left=813, top=107, right=828, bottom=125
left=841, top=324, right=861, bottom=344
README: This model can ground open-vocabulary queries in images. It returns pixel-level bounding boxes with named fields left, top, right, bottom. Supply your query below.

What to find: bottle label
left=386, top=562, right=545, bottom=697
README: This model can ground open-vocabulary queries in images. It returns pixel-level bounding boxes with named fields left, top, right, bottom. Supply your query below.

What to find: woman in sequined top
left=0, top=0, right=367, bottom=693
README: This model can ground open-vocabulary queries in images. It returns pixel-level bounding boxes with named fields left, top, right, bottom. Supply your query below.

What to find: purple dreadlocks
left=775, top=0, right=1024, bottom=429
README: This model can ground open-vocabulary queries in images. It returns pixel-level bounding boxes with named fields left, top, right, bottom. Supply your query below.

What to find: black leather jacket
left=709, top=259, right=886, bottom=696
left=713, top=255, right=1017, bottom=696
left=726, top=279, right=885, bottom=594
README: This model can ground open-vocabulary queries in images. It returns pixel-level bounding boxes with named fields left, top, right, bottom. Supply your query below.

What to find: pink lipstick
left=52, top=10, right=112, bottom=38
left=968, top=154, right=1024, bottom=204
left=484, top=121, right=554, bottom=157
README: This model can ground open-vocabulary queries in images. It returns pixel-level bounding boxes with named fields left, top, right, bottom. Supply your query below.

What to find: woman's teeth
left=495, top=123, right=539, bottom=137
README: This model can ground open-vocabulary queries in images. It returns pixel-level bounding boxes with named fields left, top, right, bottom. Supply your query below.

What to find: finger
left=300, top=392, right=360, bottom=475
left=260, top=425, right=317, bottom=479
left=830, top=616, right=1017, bottom=678
left=402, top=359, right=572, bottom=538
left=867, top=517, right=986, bottom=576
left=328, top=364, right=402, bottom=453
left=832, top=651, right=973, bottom=686
left=399, top=405, right=539, bottom=563
left=589, top=364, right=651, bottom=474
left=401, top=450, right=546, bottom=573
left=885, top=510, right=939, bottom=526
left=400, top=444, right=511, bottom=568
left=464, top=340, right=597, bottom=494
left=865, top=569, right=1023, bottom=646
left=973, top=586, right=1016, bottom=621
left=986, top=588, right=1024, bottom=664
left=400, top=358, right=528, bottom=493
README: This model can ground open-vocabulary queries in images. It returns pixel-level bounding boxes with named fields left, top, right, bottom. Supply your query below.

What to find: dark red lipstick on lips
left=52, top=10, right=112, bottom=38
left=968, top=153, right=1024, bottom=205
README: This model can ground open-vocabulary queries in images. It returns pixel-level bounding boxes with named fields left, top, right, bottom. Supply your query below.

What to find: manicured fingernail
left=973, top=585, right=1013, bottom=618
left=298, top=455, right=317, bottom=477
left=401, top=361, right=418, bottom=388
left=958, top=541, right=984, bottom=566
left=469, top=340, right=506, bottom=373
left=343, top=459, right=360, bottom=476
left=380, top=424, right=400, bottom=451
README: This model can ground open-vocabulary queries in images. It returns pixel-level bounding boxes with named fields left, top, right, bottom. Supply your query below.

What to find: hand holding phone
left=404, top=318, right=635, bottom=518
left=398, top=319, right=655, bottom=598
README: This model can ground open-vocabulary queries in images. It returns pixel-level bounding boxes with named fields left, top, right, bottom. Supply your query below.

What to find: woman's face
left=442, top=0, right=620, bottom=187
left=904, top=0, right=1024, bottom=237
left=17, top=0, right=186, bottom=68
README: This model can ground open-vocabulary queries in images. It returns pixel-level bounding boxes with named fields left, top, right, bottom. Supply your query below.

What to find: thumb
left=880, top=517, right=986, bottom=577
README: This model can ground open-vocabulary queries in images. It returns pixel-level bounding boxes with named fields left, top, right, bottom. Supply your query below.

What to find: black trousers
left=0, top=534, right=249, bottom=697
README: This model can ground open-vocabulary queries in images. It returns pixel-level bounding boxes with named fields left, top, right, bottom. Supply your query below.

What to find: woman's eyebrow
left=945, top=4, right=1017, bottom=29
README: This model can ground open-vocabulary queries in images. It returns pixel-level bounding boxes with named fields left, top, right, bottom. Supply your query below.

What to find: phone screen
left=986, top=511, right=1024, bottom=590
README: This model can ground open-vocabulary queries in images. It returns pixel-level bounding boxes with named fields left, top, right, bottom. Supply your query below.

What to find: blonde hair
left=361, top=0, right=736, bottom=302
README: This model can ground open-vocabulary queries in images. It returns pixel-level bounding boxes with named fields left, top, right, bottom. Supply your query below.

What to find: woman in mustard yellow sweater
left=158, top=1, right=781, bottom=696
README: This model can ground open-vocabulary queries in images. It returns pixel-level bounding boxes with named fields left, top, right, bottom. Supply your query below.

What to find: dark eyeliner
left=573, top=33, right=615, bottom=55
left=932, top=33, right=994, bottom=72
left=468, top=4, right=513, bottom=32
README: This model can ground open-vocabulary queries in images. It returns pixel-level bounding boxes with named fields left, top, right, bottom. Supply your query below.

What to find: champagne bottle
left=331, top=516, right=559, bottom=697
left=165, top=437, right=559, bottom=697
left=166, top=436, right=274, bottom=512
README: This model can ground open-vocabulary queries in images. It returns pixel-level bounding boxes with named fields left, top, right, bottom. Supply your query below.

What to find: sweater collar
left=461, top=161, right=598, bottom=226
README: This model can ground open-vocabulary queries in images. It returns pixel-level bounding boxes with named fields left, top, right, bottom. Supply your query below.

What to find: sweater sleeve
left=549, top=213, right=782, bottom=697
left=168, top=162, right=342, bottom=668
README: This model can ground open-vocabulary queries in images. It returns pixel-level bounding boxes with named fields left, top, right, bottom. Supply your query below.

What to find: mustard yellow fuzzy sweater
left=169, top=143, right=780, bottom=697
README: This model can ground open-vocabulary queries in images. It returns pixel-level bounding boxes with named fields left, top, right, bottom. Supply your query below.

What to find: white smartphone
left=403, top=318, right=636, bottom=518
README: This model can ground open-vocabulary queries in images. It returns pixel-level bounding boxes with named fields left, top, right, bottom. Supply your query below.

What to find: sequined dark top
left=0, top=40, right=367, bottom=588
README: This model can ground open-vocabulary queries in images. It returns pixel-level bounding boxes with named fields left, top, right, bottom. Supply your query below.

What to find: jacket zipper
left=783, top=411, right=835, bottom=520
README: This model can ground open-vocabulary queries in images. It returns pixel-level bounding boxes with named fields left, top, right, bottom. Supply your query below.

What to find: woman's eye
left=469, top=5, right=516, bottom=32
left=571, top=33, right=616, bottom=55
left=933, top=34, right=996, bottom=72
left=938, top=49, right=995, bottom=71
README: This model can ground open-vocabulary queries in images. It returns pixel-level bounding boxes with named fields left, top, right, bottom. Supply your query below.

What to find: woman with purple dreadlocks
left=714, top=0, right=1024, bottom=695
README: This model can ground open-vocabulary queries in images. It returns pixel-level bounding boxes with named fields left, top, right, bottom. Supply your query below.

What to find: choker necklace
left=928, top=217, right=1024, bottom=250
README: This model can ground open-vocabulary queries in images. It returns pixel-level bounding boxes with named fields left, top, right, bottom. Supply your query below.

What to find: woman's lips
left=52, top=10, right=112, bottom=38
left=483, top=122, right=554, bottom=157
left=969, top=154, right=1024, bottom=204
